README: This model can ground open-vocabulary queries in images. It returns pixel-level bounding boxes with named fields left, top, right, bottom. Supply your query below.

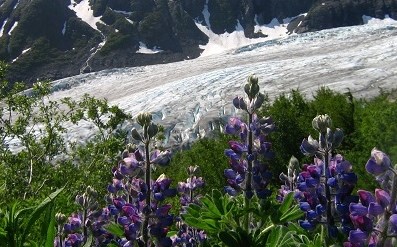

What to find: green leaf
left=104, top=222, right=124, bottom=238
left=186, top=205, right=200, bottom=218
left=21, top=187, right=64, bottom=245
left=279, top=192, right=294, bottom=214
left=211, top=190, right=225, bottom=214
left=266, top=225, right=297, bottom=247
left=218, top=230, right=240, bottom=247
left=166, top=231, right=177, bottom=237
left=44, top=204, right=56, bottom=247
left=201, top=196, right=222, bottom=217
left=279, top=205, right=304, bottom=222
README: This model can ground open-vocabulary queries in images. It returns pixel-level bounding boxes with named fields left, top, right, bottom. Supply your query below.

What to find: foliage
left=0, top=62, right=130, bottom=210
left=1, top=61, right=397, bottom=247
left=158, top=135, right=230, bottom=195
left=0, top=187, right=63, bottom=246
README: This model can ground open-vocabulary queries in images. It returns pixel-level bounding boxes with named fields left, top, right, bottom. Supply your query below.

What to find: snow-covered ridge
left=28, top=16, right=396, bottom=151
left=68, top=0, right=103, bottom=31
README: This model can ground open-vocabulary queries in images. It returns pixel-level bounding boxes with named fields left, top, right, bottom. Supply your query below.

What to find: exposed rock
left=0, top=0, right=396, bottom=85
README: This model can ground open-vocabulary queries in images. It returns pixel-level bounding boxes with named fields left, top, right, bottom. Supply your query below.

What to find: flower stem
left=142, top=135, right=151, bottom=246
left=244, top=113, right=253, bottom=232
left=377, top=165, right=397, bottom=246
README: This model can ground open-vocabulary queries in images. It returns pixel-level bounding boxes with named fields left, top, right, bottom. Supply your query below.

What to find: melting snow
left=0, top=18, right=8, bottom=37
left=8, top=21, right=18, bottom=35
left=12, top=47, right=31, bottom=63
left=68, top=0, right=103, bottom=31
left=136, top=42, right=163, bottom=54
left=196, top=1, right=304, bottom=56
left=62, top=21, right=67, bottom=35
left=110, top=8, right=132, bottom=15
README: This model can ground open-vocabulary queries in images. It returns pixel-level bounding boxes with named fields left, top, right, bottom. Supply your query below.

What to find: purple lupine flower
left=348, top=229, right=367, bottom=246
left=150, top=149, right=172, bottom=166
left=375, top=189, right=391, bottom=209
left=389, top=214, right=397, bottom=234
left=365, top=148, right=392, bottom=176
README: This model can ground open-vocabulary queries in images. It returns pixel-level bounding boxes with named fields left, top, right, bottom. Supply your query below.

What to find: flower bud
left=331, top=128, right=343, bottom=148
left=147, top=123, right=159, bottom=139
left=187, top=165, right=199, bottom=175
left=244, top=75, right=260, bottom=100
left=55, top=212, right=67, bottom=225
left=312, top=114, right=332, bottom=133
left=288, top=156, right=300, bottom=178
left=131, top=128, right=142, bottom=141
left=253, top=93, right=265, bottom=110
left=136, top=112, right=152, bottom=127
left=232, top=96, right=247, bottom=111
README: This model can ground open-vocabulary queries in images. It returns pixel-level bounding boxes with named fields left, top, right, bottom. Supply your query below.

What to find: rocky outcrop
left=296, top=0, right=397, bottom=33
left=0, top=0, right=396, bottom=85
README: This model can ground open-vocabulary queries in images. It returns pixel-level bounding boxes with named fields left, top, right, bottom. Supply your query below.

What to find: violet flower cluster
left=171, top=165, right=207, bottom=246
left=224, top=75, right=275, bottom=199
left=296, top=155, right=358, bottom=236
left=344, top=149, right=397, bottom=247
left=282, top=114, right=360, bottom=239
left=55, top=112, right=176, bottom=247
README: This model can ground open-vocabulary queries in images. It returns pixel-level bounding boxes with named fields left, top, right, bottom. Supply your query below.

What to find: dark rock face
left=0, top=0, right=396, bottom=85
left=296, top=0, right=397, bottom=33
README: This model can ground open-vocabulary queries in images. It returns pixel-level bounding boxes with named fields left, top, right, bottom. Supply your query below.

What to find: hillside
left=0, top=0, right=396, bottom=84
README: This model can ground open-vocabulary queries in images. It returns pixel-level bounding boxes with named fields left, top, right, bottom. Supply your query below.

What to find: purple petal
left=375, top=189, right=390, bottom=208
left=358, top=190, right=376, bottom=207
left=336, top=160, right=352, bottom=173
left=224, top=169, right=237, bottom=179
left=300, top=202, right=311, bottom=211
left=224, top=186, right=238, bottom=196
left=151, top=150, right=171, bottom=166
left=368, top=202, right=384, bottom=217
left=349, top=203, right=368, bottom=216
left=349, top=229, right=367, bottom=244
left=299, top=220, right=315, bottom=230
left=306, top=210, right=318, bottom=221
left=365, top=148, right=391, bottom=175
left=389, top=214, right=397, bottom=233
left=156, top=204, right=172, bottom=217
left=229, top=141, right=247, bottom=154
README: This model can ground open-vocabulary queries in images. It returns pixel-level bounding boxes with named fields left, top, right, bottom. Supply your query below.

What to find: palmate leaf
left=266, top=225, right=297, bottom=247
left=104, top=222, right=125, bottom=238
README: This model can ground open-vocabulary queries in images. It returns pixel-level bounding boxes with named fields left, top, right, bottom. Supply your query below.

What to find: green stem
left=244, top=113, right=253, bottom=232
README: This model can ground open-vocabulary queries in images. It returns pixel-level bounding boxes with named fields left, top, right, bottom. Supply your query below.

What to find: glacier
left=12, top=17, right=397, bottom=150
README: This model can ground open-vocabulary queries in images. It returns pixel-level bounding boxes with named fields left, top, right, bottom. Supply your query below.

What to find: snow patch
left=13, top=0, right=19, bottom=9
left=196, top=0, right=305, bottom=57
left=68, top=0, right=103, bottom=31
left=8, top=21, right=18, bottom=35
left=62, top=21, right=67, bottom=35
left=254, top=16, right=289, bottom=38
left=110, top=8, right=132, bottom=15
left=362, top=15, right=397, bottom=25
left=12, top=47, right=31, bottom=63
left=0, top=18, right=8, bottom=37
left=125, top=18, right=134, bottom=25
left=136, top=42, right=163, bottom=54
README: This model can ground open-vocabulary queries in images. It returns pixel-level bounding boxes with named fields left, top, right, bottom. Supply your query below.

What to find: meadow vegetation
left=0, top=62, right=397, bottom=246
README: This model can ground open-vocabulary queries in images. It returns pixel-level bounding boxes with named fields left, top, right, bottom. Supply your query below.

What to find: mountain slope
left=0, top=0, right=396, bottom=85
